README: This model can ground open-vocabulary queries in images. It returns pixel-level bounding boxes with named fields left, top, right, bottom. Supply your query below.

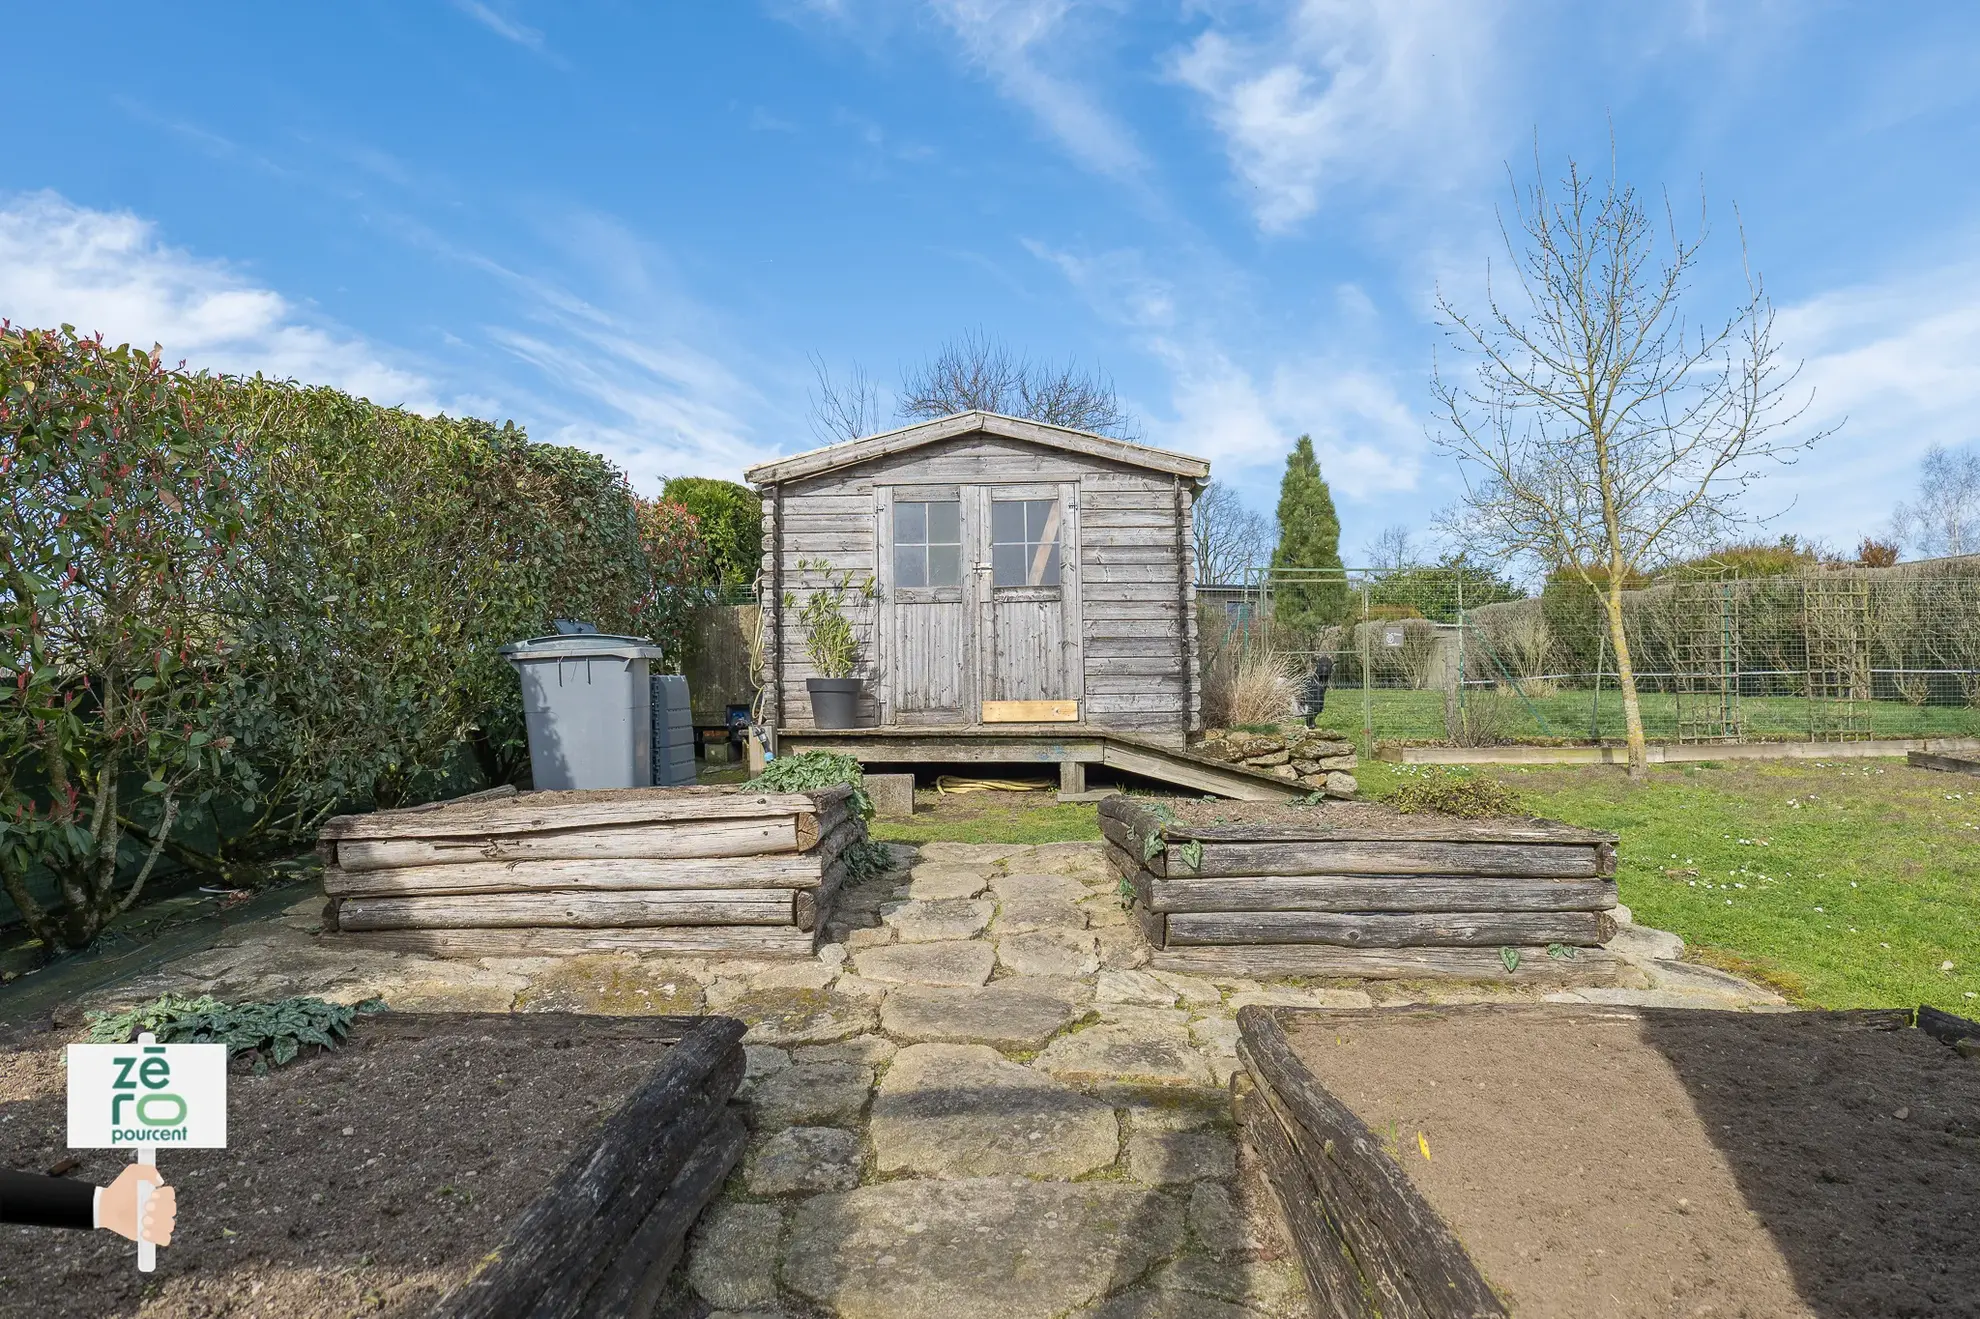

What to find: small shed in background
left=746, top=412, right=1212, bottom=771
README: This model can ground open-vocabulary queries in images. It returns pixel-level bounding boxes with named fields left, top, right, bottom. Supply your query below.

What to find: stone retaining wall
left=1196, top=729, right=1359, bottom=798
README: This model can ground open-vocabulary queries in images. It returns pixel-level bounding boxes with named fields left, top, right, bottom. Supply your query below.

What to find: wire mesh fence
left=1197, top=557, right=1980, bottom=751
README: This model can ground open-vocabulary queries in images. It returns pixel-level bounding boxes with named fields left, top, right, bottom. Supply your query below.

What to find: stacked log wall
left=321, top=786, right=860, bottom=959
left=1100, top=797, right=1623, bottom=982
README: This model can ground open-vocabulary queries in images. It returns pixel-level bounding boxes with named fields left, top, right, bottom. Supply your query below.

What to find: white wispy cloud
left=482, top=291, right=774, bottom=488
left=928, top=0, right=1146, bottom=179
left=0, top=190, right=436, bottom=408
left=1021, top=240, right=1178, bottom=330
left=1171, top=0, right=1498, bottom=231
left=450, top=0, right=547, bottom=52
left=1770, top=253, right=1980, bottom=534
left=476, top=207, right=780, bottom=485
left=0, top=191, right=775, bottom=490
left=1153, top=344, right=1424, bottom=499
left=1026, top=237, right=1423, bottom=499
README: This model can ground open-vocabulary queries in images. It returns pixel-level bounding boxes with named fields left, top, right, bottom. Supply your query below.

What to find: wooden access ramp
left=774, top=726, right=1308, bottom=801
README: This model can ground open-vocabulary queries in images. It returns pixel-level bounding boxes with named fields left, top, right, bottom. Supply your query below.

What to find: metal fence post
left=1455, top=560, right=1466, bottom=711
left=1360, top=578, right=1374, bottom=758
left=1591, top=628, right=1606, bottom=742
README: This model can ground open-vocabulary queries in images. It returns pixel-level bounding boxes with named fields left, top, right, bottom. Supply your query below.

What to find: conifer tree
left=1269, top=434, right=1348, bottom=632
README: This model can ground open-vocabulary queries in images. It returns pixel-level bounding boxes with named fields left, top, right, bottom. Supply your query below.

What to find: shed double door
left=878, top=482, right=1082, bottom=724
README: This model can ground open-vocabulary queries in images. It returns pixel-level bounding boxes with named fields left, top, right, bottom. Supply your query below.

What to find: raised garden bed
left=321, top=784, right=863, bottom=958
left=1101, top=797, right=1622, bottom=981
left=1237, top=1002, right=1980, bottom=1319
left=0, top=1011, right=744, bottom=1319
left=1907, top=748, right=1980, bottom=777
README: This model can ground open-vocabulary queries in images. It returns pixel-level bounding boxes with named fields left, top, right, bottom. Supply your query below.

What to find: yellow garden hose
left=935, top=775, right=1050, bottom=794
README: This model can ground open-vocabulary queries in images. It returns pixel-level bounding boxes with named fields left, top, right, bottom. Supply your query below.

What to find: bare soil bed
left=1160, top=798, right=1562, bottom=834
left=0, top=1017, right=677, bottom=1318
left=1281, top=1006, right=1980, bottom=1318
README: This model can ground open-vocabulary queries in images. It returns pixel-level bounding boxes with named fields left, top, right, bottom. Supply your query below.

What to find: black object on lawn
left=1298, top=655, right=1334, bottom=727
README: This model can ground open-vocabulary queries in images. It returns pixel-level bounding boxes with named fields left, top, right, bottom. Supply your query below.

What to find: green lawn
left=858, top=762, right=1979, bottom=1015
left=1298, top=687, right=1980, bottom=745
left=868, top=788, right=1102, bottom=846
left=1357, top=759, right=1980, bottom=1012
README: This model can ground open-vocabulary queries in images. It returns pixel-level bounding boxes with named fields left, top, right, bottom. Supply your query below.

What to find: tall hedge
left=0, top=328, right=254, bottom=953
left=0, top=327, right=704, bottom=949
left=662, top=476, right=761, bottom=591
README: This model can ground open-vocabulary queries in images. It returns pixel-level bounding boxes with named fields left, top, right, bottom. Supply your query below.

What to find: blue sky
left=3, top=2, right=1977, bottom=563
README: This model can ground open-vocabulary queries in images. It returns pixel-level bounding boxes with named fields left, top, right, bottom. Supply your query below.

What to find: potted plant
left=786, top=559, right=875, bottom=729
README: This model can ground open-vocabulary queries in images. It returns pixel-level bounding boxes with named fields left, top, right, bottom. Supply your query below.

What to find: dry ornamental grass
left=1222, top=648, right=1302, bottom=727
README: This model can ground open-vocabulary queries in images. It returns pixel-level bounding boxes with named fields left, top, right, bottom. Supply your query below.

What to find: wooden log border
left=330, top=840, right=855, bottom=942
left=1099, top=806, right=1613, bottom=882
left=1099, top=794, right=1616, bottom=846
left=1234, top=1085, right=1373, bottom=1318
left=1906, top=749, right=1980, bottom=777
left=1152, top=944, right=1627, bottom=983
left=1166, top=908, right=1617, bottom=949
left=427, top=1012, right=747, bottom=1319
left=335, top=888, right=793, bottom=933
left=325, top=786, right=854, bottom=872
left=1105, top=843, right=1618, bottom=917
left=1236, top=1005, right=1508, bottom=1319
left=1917, top=1003, right=1980, bottom=1045
left=338, top=924, right=820, bottom=958
left=324, top=784, right=851, bottom=840
left=324, top=813, right=858, bottom=898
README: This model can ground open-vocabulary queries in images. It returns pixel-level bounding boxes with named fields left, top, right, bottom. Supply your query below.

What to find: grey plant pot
left=806, top=677, right=864, bottom=730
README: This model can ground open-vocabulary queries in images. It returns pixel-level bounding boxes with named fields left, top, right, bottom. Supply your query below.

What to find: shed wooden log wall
left=1102, top=797, right=1624, bottom=982
left=321, top=786, right=862, bottom=959
left=750, top=413, right=1206, bottom=744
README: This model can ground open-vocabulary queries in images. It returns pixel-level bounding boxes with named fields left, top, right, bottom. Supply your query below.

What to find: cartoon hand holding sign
left=64, top=1031, right=226, bottom=1271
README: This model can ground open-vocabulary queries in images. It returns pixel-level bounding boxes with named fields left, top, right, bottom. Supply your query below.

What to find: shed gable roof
left=743, top=411, right=1210, bottom=486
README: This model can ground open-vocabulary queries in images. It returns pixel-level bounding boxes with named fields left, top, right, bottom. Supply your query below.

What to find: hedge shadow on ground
left=1640, top=1009, right=1980, bottom=1319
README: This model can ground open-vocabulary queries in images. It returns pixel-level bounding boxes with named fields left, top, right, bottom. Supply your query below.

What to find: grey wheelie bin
left=502, top=632, right=669, bottom=790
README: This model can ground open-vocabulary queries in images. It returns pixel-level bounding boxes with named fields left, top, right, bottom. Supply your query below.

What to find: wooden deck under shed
left=776, top=725, right=1309, bottom=800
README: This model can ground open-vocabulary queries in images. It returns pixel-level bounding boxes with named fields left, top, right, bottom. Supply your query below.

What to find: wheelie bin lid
left=500, top=633, right=667, bottom=662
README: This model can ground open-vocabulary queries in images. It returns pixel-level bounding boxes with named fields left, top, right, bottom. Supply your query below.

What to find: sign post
left=134, top=1128, right=156, bottom=1272
left=67, top=1031, right=227, bottom=1271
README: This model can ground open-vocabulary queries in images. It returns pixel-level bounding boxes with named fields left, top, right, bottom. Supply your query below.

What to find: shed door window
left=893, top=500, right=962, bottom=588
left=991, top=498, right=1061, bottom=587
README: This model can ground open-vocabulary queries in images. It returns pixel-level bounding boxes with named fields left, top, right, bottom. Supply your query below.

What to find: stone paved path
left=66, top=839, right=1785, bottom=1318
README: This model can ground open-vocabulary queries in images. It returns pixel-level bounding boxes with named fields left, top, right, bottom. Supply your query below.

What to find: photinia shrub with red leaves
left=0, top=324, right=254, bottom=952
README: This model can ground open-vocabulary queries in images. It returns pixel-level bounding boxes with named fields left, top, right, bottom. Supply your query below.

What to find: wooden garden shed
left=747, top=411, right=1240, bottom=790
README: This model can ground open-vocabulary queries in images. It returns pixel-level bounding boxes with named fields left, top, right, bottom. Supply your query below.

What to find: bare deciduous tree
left=808, top=353, right=885, bottom=445
left=1193, top=481, right=1274, bottom=585
left=1891, top=443, right=1980, bottom=559
left=1433, top=151, right=1827, bottom=776
left=899, top=330, right=1137, bottom=438
left=1362, top=524, right=1418, bottom=573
